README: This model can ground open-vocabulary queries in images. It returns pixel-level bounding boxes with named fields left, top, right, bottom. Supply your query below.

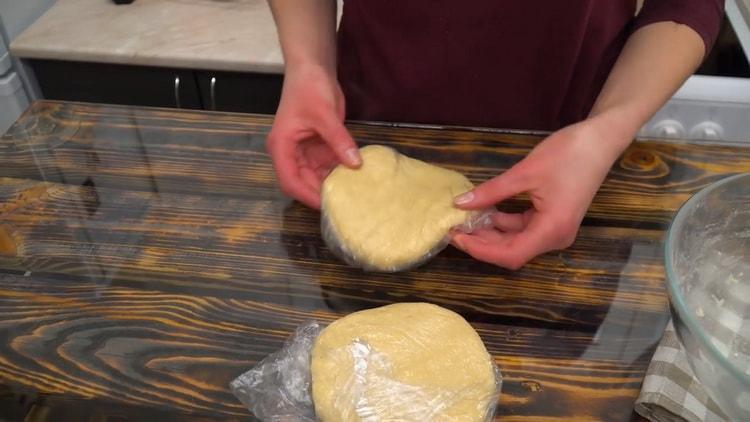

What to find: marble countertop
left=10, top=0, right=296, bottom=73
left=742, top=0, right=750, bottom=15
left=739, top=0, right=750, bottom=24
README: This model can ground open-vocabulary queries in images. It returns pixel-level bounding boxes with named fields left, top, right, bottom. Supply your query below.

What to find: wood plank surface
left=1, top=101, right=749, bottom=421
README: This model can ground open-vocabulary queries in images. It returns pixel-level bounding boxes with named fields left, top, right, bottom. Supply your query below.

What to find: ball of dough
left=311, top=303, right=500, bottom=422
left=321, top=145, right=474, bottom=271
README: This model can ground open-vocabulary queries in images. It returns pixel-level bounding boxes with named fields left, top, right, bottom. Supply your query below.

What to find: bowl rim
left=665, top=172, right=750, bottom=386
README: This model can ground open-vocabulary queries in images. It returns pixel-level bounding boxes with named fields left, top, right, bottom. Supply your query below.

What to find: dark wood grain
left=0, top=176, right=667, bottom=330
left=1, top=101, right=750, bottom=421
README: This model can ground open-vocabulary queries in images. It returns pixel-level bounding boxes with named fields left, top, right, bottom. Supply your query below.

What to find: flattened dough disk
left=321, top=145, right=474, bottom=271
left=311, top=303, right=499, bottom=422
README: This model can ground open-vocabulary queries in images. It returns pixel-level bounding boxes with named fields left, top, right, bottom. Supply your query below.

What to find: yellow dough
left=321, top=145, right=474, bottom=271
left=311, top=303, right=499, bottom=422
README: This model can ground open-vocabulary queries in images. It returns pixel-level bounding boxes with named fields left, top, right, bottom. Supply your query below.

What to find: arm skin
left=266, top=0, right=360, bottom=209
left=266, top=3, right=705, bottom=268
left=452, top=22, right=705, bottom=270
left=268, top=0, right=337, bottom=73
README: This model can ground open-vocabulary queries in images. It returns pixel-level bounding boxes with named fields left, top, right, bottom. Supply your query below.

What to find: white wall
left=0, top=0, right=56, bottom=104
left=0, top=0, right=56, bottom=40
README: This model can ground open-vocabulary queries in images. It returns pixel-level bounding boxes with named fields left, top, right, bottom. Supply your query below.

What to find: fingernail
left=345, top=148, right=362, bottom=166
left=454, top=191, right=474, bottom=205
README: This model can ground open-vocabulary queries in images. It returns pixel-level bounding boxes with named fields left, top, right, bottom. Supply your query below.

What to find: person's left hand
left=451, top=117, right=630, bottom=269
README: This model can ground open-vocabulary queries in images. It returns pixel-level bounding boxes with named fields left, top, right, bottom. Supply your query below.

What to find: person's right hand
left=267, top=65, right=362, bottom=209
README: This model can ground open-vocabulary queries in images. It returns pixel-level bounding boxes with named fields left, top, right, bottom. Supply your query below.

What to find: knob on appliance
left=689, top=121, right=724, bottom=141
left=652, top=120, right=686, bottom=139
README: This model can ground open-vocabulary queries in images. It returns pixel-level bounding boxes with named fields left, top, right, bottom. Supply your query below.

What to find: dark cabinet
left=30, top=60, right=282, bottom=114
left=31, top=60, right=203, bottom=109
left=196, top=71, right=282, bottom=114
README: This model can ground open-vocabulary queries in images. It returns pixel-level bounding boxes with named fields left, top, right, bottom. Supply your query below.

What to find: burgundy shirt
left=337, top=0, right=724, bottom=131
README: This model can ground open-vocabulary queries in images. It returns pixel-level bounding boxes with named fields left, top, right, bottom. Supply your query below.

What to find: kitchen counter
left=10, top=0, right=292, bottom=73
left=731, top=0, right=750, bottom=59
left=2, top=101, right=750, bottom=420
left=741, top=0, right=750, bottom=20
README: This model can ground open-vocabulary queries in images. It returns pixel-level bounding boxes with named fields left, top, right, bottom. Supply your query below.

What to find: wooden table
left=1, top=101, right=749, bottom=421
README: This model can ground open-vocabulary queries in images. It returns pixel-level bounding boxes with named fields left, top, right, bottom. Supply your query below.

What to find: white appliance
left=0, top=0, right=55, bottom=134
left=0, top=29, right=29, bottom=134
left=640, top=0, right=750, bottom=145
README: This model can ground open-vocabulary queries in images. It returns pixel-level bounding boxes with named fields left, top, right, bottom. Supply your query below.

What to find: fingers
left=267, top=109, right=359, bottom=208
left=275, top=170, right=321, bottom=209
left=267, top=128, right=321, bottom=209
left=490, top=209, right=536, bottom=232
left=301, top=139, right=340, bottom=179
left=275, top=157, right=321, bottom=209
left=490, top=212, right=526, bottom=232
left=297, top=167, right=323, bottom=209
left=452, top=231, right=529, bottom=269
left=452, top=217, right=561, bottom=270
left=454, top=166, right=528, bottom=210
left=318, top=115, right=361, bottom=168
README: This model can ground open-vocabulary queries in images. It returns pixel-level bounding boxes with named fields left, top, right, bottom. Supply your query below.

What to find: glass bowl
left=666, top=173, right=750, bottom=421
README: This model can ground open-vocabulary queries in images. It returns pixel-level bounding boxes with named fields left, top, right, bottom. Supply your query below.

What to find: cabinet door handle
left=209, top=76, right=217, bottom=111
left=174, top=76, right=182, bottom=108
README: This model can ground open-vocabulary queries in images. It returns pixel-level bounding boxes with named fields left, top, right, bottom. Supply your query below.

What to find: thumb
left=318, top=114, right=361, bottom=168
left=454, top=166, right=529, bottom=210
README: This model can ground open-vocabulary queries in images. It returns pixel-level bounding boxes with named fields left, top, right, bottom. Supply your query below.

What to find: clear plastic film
left=319, top=144, right=496, bottom=273
left=321, top=209, right=494, bottom=272
left=229, top=322, right=323, bottom=422
left=231, top=320, right=502, bottom=422
left=322, top=340, right=503, bottom=421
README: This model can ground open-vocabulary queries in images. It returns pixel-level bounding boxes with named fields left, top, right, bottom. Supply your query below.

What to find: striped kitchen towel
left=635, top=321, right=728, bottom=422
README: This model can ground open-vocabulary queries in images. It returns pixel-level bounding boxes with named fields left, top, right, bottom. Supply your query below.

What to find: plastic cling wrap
left=320, top=143, right=494, bottom=273
left=312, top=340, right=502, bottom=421
left=322, top=208, right=493, bottom=272
left=229, top=322, right=323, bottom=421
left=231, top=303, right=503, bottom=422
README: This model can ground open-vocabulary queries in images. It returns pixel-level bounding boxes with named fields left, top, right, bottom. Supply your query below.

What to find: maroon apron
left=336, top=0, right=722, bottom=131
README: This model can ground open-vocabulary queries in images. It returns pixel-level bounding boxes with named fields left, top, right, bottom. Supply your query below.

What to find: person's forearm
left=268, top=0, right=338, bottom=73
left=588, top=21, right=705, bottom=157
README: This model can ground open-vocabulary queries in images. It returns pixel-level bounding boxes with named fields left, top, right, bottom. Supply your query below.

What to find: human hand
left=451, top=118, right=630, bottom=269
left=267, top=65, right=361, bottom=209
